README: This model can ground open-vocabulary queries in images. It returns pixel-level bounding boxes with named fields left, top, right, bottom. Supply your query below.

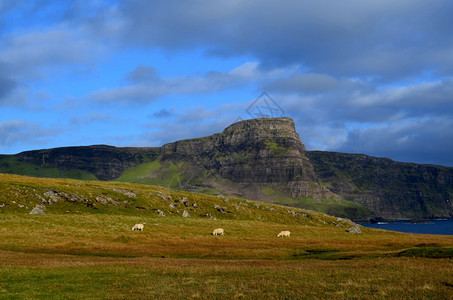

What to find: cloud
left=0, top=75, right=16, bottom=99
left=150, top=108, right=175, bottom=118
left=0, top=27, right=104, bottom=79
left=263, top=75, right=453, bottom=166
left=334, top=117, right=453, bottom=166
left=126, top=65, right=159, bottom=83
left=117, top=0, right=453, bottom=80
left=87, top=61, right=281, bottom=104
left=141, top=105, right=241, bottom=146
left=0, top=120, right=58, bottom=150
left=70, top=113, right=110, bottom=125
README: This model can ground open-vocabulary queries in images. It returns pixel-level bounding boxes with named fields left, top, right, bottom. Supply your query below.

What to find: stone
left=214, top=204, right=230, bottom=214
left=346, top=225, right=362, bottom=234
left=29, top=206, right=45, bottom=215
left=157, top=192, right=172, bottom=201
left=182, top=210, right=190, bottom=218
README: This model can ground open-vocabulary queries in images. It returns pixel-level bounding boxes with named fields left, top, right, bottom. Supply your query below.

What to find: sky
left=1, top=0, right=453, bottom=167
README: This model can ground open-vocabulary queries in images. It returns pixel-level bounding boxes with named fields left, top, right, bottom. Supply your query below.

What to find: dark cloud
left=150, top=108, right=175, bottom=118
left=126, top=65, right=159, bottom=83
left=266, top=73, right=368, bottom=95
left=0, top=75, right=16, bottom=100
left=118, top=0, right=453, bottom=80
left=333, top=118, right=453, bottom=167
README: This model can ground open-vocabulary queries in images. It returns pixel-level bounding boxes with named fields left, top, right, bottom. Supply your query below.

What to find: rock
left=157, top=209, right=166, bottom=216
left=346, top=225, right=362, bottom=234
left=182, top=210, right=190, bottom=218
left=200, top=213, right=216, bottom=219
left=169, top=203, right=175, bottom=209
left=96, top=196, right=120, bottom=205
left=44, top=190, right=60, bottom=203
left=29, top=206, right=45, bottom=215
left=157, top=192, right=172, bottom=201
left=110, top=188, right=137, bottom=198
left=214, top=204, right=230, bottom=214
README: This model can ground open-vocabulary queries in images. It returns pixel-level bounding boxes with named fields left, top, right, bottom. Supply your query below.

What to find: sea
left=360, top=220, right=453, bottom=235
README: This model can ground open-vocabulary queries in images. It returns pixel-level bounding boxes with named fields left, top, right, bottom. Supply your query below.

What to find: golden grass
left=1, top=250, right=452, bottom=299
left=1, top=173, right=453, bottom=298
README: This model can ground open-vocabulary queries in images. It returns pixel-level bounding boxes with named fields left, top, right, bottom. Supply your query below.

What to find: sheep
left=132, top=223, right=146, bottom=231
left=277, top=230, right=290, bottom=237
left=212, top=228, right=224, bottom=235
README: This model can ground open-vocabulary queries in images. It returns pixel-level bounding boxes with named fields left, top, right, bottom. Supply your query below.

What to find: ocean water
left=360, top=220, right=453, bottom=235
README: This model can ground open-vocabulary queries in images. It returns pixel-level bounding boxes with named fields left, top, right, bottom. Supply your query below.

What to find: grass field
left=1, top=174, right=452, bottom=299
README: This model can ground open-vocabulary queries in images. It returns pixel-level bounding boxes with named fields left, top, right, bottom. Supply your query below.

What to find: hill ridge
left=1, top=117, right=452, bottom=221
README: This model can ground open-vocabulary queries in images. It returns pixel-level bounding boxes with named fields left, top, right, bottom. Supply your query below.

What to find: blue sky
left=1, top=0, right=453, bottom=167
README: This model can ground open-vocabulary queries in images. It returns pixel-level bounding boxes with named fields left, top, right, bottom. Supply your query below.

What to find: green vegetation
left=262, top=186, right=276, bottom=196
left=116, top=160, right=163, bottom=182
left=264, top=140, right=290, bottom=155
left=277, top=196, right=370, bottom=219
left=117, top=161, right=187, bottom=188
left=0, top=174, right=452, bottom=298
left=396, top=246, right=453, bottom=259
left=0, top=155, right=97, bottom=180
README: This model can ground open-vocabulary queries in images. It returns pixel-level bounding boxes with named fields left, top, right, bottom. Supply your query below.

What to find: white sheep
left=132, top=223, right=146, bottom=231
left=212, top=228, right=224, bottom=235
left=277, top=230, right=290, bottom=237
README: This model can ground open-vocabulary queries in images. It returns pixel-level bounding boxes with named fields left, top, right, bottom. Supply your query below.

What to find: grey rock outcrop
left=346, top=225, right=362, bottom=234
left=29, top=205, right=45, bottom=215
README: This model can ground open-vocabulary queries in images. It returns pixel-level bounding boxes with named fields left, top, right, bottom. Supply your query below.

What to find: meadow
left=0, top=174, right=452, bottom=299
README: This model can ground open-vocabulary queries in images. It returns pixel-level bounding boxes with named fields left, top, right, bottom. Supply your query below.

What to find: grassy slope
left=117, top=161, right=372, bottom=219
left=0, top=155, right=97, bottom=180
left=1, top=173, right=453, bottom=298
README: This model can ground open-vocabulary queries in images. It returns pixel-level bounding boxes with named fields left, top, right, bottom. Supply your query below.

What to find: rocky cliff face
left=307, top=151, right=453, bottom=220
left=14, top=145, right=159, bottom=180
left=160, top=117, right=321, bottom=198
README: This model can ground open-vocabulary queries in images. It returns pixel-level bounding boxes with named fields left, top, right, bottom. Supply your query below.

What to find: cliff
left=307, top=151, right=453, bottom=220
left=160, top=117, right=321, bottom=198
left=1, top=145, right=159, bottom=180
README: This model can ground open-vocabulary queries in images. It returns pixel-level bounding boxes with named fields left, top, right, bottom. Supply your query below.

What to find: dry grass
left=0, top=174, right=452, bottom=298
left=1, top=250, right=452, bottom=299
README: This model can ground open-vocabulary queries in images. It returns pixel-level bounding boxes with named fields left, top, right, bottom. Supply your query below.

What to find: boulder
left=346, top=225, right=362, bottom=234
left=29, top=206, right=45, bottom=215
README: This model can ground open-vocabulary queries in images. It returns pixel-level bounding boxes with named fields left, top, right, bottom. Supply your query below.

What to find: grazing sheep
left=277, top=230, right=290, bottom=237
left=132, top=223, right=146, bottom=231
left=212, top=228, right=224, bottom=235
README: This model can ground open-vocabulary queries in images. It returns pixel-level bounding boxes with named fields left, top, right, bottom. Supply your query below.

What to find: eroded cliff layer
left=307, top=151, right=453, bottom=220
left=160, top=117, right=323, bottom=198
